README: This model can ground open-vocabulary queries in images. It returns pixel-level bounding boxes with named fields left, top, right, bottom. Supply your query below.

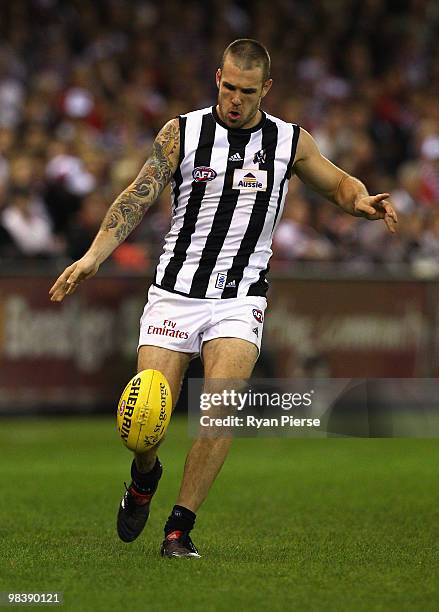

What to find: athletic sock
left=130, top=457, right=163, bottom=497
left=164, top=505, right=196, bottom=536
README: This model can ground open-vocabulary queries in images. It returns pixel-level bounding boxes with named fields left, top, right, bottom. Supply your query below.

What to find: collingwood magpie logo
left=253, top=149, right=266, bottom=164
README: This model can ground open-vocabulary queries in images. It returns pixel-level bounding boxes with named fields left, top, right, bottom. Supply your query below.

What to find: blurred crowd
left=0, top=0, right=439, bottom=272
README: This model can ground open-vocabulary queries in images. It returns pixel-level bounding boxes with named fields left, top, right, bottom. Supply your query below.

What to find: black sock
left=130, top=458, right=162, bottom=495
left=164, top=505, right=196, bottom=536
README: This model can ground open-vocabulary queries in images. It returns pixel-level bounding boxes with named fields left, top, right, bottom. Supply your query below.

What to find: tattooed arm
left=101, top=118, right=180, bottom=246
left=49, top=119, right=180, bottom=302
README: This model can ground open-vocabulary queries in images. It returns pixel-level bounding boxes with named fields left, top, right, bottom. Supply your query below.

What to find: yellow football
left=116, top=369, right=172, bottom=453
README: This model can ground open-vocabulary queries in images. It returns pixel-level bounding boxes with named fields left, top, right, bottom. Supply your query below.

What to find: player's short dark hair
left=221, top=39, right=271, bottom=82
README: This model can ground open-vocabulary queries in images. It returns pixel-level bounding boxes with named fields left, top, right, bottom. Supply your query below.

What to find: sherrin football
left=117, top=369, right=172, bottom=453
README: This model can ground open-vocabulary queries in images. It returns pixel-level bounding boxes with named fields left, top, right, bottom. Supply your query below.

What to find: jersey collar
left=212, top=106, right=266, bottom=133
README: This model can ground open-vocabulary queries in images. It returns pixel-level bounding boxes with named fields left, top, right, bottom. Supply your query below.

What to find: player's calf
left=115, top=369, right=172, bottom=542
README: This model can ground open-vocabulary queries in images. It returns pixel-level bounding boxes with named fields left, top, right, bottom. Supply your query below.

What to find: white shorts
left=138, top=285, right=267, bottom=357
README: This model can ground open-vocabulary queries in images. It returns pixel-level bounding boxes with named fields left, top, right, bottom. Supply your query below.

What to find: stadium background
left=1, top=0, right=439, bottom=412
left=1, top=1, right=439, bottom=610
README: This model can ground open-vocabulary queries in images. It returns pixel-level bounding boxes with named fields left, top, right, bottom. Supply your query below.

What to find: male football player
left=50, top=39, right=397, bottom=558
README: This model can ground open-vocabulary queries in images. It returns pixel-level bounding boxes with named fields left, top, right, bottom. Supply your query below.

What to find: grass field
left=1, top=417, right=439, bottom=611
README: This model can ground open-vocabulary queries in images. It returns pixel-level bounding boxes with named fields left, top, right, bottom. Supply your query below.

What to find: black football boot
left=160, top=530, right=201, bottom=558
left=117, top=459, right=162, bottom=542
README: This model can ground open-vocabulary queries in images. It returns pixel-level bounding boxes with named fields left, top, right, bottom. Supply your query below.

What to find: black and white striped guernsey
left=154, top=105, right=300, bottom=299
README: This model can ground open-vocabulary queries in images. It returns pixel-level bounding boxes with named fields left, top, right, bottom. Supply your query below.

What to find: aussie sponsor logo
left=233, top=169, right=267, bottom=191
left=192, top=166, right=217, bottom=182
left=252, top=308, right=264, bottom=323
left=239, top=172, right=262, bottom=188
left=147, top=319, right=189, bottom=339
left=120, top=376, right=141, bottom=440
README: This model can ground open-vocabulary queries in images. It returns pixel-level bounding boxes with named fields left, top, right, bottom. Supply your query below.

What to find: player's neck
left=215, top=105, right=263, bottom=130
left=243, top=109, right=262, bottom=129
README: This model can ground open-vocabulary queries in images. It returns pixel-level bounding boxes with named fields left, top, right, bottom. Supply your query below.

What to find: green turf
left=1, top=417, right=439, bottom=611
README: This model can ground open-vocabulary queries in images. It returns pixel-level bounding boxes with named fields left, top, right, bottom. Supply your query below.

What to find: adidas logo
left=252, top=327, right=259, bottom=337
left=225, top=280, right=236, bottom=288
left=228, top=152, right=243, bottom=162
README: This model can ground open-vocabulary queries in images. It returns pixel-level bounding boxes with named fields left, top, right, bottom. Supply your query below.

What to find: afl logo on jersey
left=252, top=308, right=264, bottom=323
left=192, top=166, right=217, bottom=182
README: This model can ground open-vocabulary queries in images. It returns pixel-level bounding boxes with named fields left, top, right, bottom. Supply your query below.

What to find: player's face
left=216, top=58, right=272, bottom=129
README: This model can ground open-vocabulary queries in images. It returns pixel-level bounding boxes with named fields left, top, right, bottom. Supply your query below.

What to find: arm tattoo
left=102, top=119, right=179, bottom=243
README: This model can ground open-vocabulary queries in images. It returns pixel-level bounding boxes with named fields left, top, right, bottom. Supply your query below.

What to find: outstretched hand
left=354, top=193, right=398, bottom=233
left=49, top=255, right=100, bottom=302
